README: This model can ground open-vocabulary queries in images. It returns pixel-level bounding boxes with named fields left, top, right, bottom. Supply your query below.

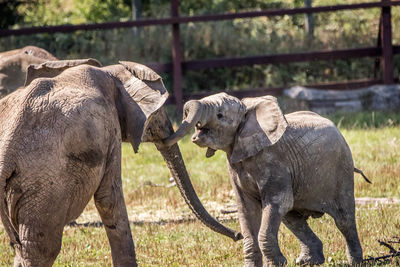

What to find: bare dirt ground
left=71, top=195, right=400, bottom=227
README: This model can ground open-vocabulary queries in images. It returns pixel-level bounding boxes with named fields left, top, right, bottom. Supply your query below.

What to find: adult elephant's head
left=164, top=92, right=288, bottom=163
left=25, top=60, right=242, bottom=242
left=0, top=46, right=57, bottom=97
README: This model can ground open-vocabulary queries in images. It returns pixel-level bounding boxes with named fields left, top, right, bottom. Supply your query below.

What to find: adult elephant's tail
left=354, top=168, right=372, bottom=184
left=0, top=163, right=20, bottom=248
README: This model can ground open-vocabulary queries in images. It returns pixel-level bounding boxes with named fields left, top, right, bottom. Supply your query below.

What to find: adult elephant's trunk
left=163, top=100, right=203, bottom=146
left=156, top=143, right=242, bottom=241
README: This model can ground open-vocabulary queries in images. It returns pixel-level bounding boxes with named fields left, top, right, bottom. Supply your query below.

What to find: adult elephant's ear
left=24, top=58, right=102, bottom=86
left=117, top=61, right=168, bottom=152
left=230, top=96, right=288, bottom=164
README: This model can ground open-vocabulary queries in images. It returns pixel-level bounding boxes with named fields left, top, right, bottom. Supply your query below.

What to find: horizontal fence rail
left=147, top=46, right=400, bottom=73
left=1, top=1, right=400, bottom=37
left=176, top=79, right=385, bottom=102
left=1, top=0, right=399, bottom=112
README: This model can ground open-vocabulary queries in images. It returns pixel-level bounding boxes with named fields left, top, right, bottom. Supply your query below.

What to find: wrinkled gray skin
left=164, top=93, right=363, bottom=266
left=0, top=62, right=240, bottom=267
left=0, top=46, right=57, bottom=98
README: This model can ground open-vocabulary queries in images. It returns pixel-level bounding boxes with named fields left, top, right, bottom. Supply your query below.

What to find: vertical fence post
left=171, top=0, right=183, bottom=115
left=304, top=0, right=314, bottom=41
left=381, top=0, right=394, bottom=84
left=373, top=16, right=382, bottom=79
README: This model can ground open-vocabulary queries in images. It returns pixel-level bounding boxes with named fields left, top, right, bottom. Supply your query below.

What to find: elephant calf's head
left=189, top=93, right=246, bottom=151
left=164, top=93, right=288, bottom=163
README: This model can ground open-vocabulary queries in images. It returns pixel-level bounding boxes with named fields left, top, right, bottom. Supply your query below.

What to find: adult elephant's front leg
left=94, top=148, right=137, bottom=267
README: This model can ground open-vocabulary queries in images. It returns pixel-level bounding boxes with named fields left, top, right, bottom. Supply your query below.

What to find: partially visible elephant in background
left=164, top=93, right=364, bottom=266
left=0, top=61, right=240, bottom=267
left=0, top=46, right=57, bottom=97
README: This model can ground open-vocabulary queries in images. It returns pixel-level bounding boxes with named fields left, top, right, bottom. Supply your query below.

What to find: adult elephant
left=0, top=46, right=57, bottom=98
left=164, top=93, right=365, bottom=266
left=0, top=60, right=241, bottom=267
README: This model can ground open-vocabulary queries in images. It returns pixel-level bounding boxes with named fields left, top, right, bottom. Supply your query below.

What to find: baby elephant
left=165, top=93, right=364, bottom=266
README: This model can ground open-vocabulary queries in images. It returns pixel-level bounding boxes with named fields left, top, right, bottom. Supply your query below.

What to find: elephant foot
left=295, top=252, right=325, bottom=266
left=263, top=255, right=287, bottom=266
left=345, top=243, right=363, bottom=265
left=346, top=254, right=363, bottom=266
left=244, top=258, right=262, bottom=267
left=244, top=251, right=263, bottom=267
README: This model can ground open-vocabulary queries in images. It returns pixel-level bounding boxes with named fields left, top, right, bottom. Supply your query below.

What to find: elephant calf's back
left=283, top=112, right=354, bottom=210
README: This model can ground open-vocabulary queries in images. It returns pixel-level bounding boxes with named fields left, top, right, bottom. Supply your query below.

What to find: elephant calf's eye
left=217, top=113, right=223, bottom=119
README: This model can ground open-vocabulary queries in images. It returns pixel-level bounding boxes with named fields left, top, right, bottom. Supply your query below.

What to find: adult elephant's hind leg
left=283, top=211, right=324, bottom=265
left=13, top=254, right=22, bottom=267
left=13, top=218, right=63, bottom=266
left=94, top=149, right=137, bottom=267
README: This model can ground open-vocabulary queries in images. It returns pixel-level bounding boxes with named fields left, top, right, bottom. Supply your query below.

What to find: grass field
left=0, top=111, right=399, bottom=266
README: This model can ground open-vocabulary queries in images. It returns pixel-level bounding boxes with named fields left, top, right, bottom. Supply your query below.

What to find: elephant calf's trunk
left=163, top=100, right=203, bottom=146
left=157, top=143, right=242, bottom=242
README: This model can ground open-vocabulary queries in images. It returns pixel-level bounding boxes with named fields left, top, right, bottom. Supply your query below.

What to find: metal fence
left=1, top=0, right=400, bottom=111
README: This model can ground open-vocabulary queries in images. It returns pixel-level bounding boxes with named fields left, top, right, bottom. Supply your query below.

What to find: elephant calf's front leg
left=231, top=172, right=263, bottom=267
left=236, top=196, right=263, bottom=267
left=258, top=204, right=287, bottom=266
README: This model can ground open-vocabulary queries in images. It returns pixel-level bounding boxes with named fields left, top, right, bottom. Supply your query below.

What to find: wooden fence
left=1, top=0, right=400, bottom=112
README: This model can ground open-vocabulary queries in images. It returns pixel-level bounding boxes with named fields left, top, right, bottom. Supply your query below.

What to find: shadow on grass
left=68, top=216, right=237, bottom=228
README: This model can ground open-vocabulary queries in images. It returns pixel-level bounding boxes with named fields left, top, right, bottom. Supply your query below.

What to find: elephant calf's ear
left=24, top=58, right=102, bottom=86
left=230, top=96, right=288, bottom=164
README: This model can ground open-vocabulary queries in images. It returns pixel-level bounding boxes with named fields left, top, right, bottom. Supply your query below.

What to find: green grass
left=328, top=111, right=400, bottom=129
left=1, top=111, right=400, bottom=266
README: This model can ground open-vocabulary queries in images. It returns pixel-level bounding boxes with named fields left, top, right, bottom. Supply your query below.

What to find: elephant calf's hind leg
left=283, top=211, right=325, bottom=265
left=332, top=212, right=363, bottom=265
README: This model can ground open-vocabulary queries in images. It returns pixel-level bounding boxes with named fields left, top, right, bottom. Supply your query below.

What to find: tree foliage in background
left=15, top=0, right=131, bottom=26
left=0, top=0, right=399, bottom=94
left=0, top=0, right=32, bottom=28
